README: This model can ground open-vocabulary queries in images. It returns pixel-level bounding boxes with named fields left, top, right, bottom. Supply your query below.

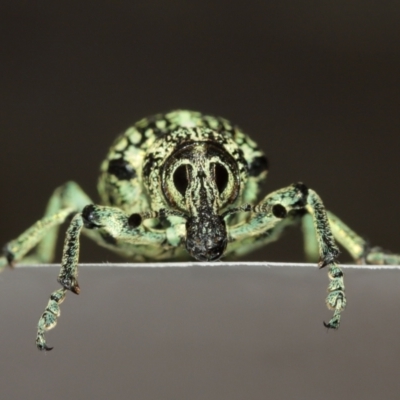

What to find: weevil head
left=161, top=139, right=240, bottom=261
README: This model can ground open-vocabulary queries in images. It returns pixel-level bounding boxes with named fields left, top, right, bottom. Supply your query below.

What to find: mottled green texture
left=1, top=110, right=399, bottom=350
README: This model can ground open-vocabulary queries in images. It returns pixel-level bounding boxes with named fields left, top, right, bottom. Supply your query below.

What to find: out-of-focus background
left=0, top=2, right=399, bottom=399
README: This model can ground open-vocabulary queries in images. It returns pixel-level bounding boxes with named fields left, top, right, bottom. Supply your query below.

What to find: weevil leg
left=227, top=183, right=345, bottom=329
left=36, top=288, right=67, bottom=351
left=304, top=190, right=345, bottom=329
left=35, top=204, right=170, bottom=350
left=35, top=213, right=83, bottom=351
left=0, top=181, right=93, bottom=270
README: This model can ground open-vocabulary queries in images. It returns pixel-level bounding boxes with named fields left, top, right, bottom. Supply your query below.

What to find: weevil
left=1, top=110, right=399, bottom=350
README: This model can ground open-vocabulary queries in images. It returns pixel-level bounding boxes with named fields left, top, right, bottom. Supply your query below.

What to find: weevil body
left=1, top=110, right=399, bottom=350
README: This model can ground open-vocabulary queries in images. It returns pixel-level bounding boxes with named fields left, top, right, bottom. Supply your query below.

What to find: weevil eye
left=214, top=163, right=229, bottom=193
left=173, top=165, right=189, bottom=196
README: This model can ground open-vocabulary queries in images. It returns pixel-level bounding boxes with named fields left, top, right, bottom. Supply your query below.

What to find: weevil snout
left=185, top=214, right=227, bottom=261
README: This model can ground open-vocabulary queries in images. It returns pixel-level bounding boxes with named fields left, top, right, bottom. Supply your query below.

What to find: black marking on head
left=108, top=158, right=136, bottom=181
left=249, top=155, right=269, bottom=177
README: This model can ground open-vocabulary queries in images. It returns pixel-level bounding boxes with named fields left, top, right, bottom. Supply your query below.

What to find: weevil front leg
left=36, top=205, right=169, bottom=351
left=0, top=181, right=93, bottom=270
left=36, top=288, right=67, bottom=351
left=227, top=183, right=345, bottom=329
left=36, top=213, right=84, bottom=351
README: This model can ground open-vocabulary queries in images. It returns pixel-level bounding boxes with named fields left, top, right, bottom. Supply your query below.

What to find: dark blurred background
left=0, top=2, right=399, bottom=400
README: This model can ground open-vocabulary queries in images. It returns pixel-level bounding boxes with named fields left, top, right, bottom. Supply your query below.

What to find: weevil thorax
left=144, top=127, right=246, bottom=261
